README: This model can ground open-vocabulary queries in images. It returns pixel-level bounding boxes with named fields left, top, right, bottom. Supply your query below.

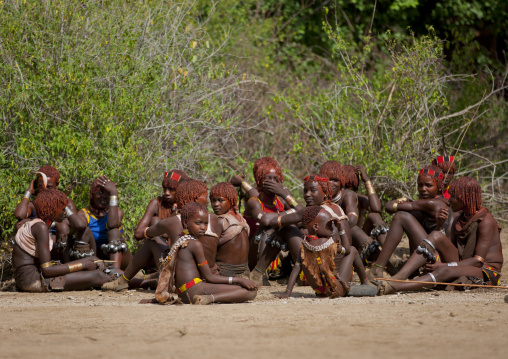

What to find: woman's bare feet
left=193, top=295, right=213, bottom=305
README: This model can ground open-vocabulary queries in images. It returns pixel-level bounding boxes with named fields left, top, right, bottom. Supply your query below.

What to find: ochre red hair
left=37, top=165, right=60, bottom=182
left=319, top=161, right=341, bottom=182
left=175, top=179, right=208, bottom=209
left=340, top=165, right=359, bottom=191
left=33, top=189, right=68, bottom=223
left=181, top=202, right=208, bottom=226
left=253, top=157, right=283, bottom=189
left=301, top=205, right=323, bottom=227
left=304, top=174, right=333, bottom=200
left=162, top=169, right=189, bottom=190
left=209, top=182, right=238, bottom=213
left=449, top=177, right=482, bottom=216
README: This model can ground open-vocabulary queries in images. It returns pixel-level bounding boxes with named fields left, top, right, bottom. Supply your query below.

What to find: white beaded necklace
left=302, top=237, right=335, bottom=252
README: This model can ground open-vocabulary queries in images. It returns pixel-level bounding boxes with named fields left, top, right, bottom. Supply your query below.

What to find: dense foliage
left=1, top=0, right=507, bottom=243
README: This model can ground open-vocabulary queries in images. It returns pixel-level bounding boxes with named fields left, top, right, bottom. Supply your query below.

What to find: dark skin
left=107, top=193, right=216, bottom=291
left=277, top=210, right=355, bottom=299
left=211, top=196, right=249, bottom=265
left=145, top=192, right=221, bottom=268
left=384, top=196, right=503, bottom=293
left=369, top=175, right=450, bottom=279
left=134, top=186, right=177, bottom=240
left=355, top=165, right=389, bottom=246
left=335, top=188, right=374, bottom=255
left=14, top=175, right=82, bottom=263
left=274, top=181, right=367, bottom=284
left=231, top=172, right=304, bottom=284
left=12, top=203, right=111, bottom=291
left=76, top=176, right=131, bottom=270
left=143, top=210, right=258, bottom=304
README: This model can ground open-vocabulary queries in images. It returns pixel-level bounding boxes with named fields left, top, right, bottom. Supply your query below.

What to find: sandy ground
left=1, top=232, right=508, bottom=359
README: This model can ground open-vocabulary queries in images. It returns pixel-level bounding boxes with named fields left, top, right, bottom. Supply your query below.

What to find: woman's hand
left=355, top=165, right=369, bottom=182
left=235, top=278, right=258, bottom=291
left=97, top=176, right=118, bottom=195
left=436, top=208, right=449, bottom=231
left=81, top=257, right=100, bottom=271
left=230, top=175, right=244, bottom=187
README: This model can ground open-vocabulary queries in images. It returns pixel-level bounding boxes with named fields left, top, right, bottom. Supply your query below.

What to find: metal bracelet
left=40, top=261, right=54, bottom=269
left=241, top=181, right=253, bottom=192
left=285, top=195, right=298, bottom=207
left=277, top=214, right=282, bottom=228
left=428, top=272, right=437, bottom=283
left=393, top=202, right=398, bottom=212
left=109, top=195, right=119, bottom=207
left=228, top=277, right=233, bottom=285
left=143, top=227, right=151, bottom=239
left=338, top=230, right=346, bottom=236
left=422, top=238, right=437, bottom=251
left=23, top=191, right=32, bottom=200
left=68, top=262, right=83, bottom=273
left=473, top=255, right=485, bottom=264
left=447, top=262, right=458, bottom=267
left=64, top=206, right=74, bottom=218
left=256, top=213, right=264, bottom=221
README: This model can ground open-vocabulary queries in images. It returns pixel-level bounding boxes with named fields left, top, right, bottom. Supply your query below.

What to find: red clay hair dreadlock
left=304, top=174, right=333, bottom=201
left=162, top=169, right=188, bottom=190
left=181, top=201, right=208, bottom=226
left=37, top=165, right=60, bottom=182
left=319, top=161, right=341, bottom=182
left=33, top=189, right=68, bottom=223
left=340, top=165, right=359, bottom=191
left=175, top=179, right=208, bottom=209
left=253, top=157, right=283, bottom=189
left=449, top=177, right=482, bottom=217
left=209, top=182, right=238, bottom=213
left=301, top=205, right=323, bottom=227
left=418, top=165, right=444, bottom=194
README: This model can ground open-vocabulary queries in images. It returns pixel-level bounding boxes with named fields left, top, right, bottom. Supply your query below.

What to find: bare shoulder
left=480, top=212, right=498, bottom=229
left=147, top=198, right=159, bottom=209
left=31, top=221, right=48, bottom=237
left=246, top=196, right=262, bottom=207
left=76, top=208, right=88, bottom=220
left=209, top=213, right=222, bottom=233
left=188, top=238, right=204, bottom=251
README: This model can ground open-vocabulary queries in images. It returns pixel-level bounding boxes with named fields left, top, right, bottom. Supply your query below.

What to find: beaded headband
left=419, top=168, right=444, bottom=181
left=304, top=175, right=329, bottom=182
left=432, top=156, right=454, bottom=165
left=164, top=172, right=182, bottom=182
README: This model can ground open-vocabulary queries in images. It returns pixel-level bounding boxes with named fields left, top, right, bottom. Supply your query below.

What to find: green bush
left=0, top=0, right=252, bottom=241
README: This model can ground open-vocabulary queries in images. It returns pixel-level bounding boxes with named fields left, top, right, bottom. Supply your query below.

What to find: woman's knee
left=246, top=290, right=257, bottom=301
left=432, top=265, right=452, bottom=282
left=392, top=211, right=412, bottom=223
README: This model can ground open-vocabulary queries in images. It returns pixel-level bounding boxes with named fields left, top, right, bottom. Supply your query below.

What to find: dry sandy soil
left=1, top=232, right=508, bottom=359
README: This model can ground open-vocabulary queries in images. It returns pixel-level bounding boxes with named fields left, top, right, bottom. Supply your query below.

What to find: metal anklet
left=254, top=266, right=264, bottom=274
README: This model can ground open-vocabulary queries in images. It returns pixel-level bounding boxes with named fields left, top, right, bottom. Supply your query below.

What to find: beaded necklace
left=302, top=237, right=335, bottom=252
